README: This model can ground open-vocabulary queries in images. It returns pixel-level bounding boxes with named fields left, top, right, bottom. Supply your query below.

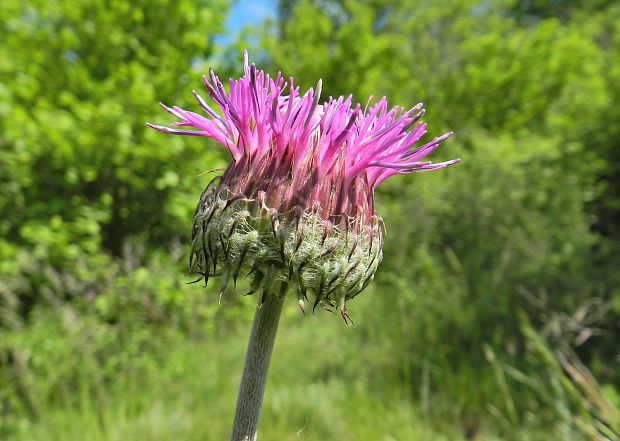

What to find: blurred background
left=1, top=0, right=619, bottom=440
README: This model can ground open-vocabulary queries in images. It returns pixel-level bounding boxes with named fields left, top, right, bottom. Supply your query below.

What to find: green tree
left=0, top=0, right=229, bottom=315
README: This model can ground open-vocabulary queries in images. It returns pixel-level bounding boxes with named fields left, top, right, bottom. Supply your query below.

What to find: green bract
left=190, top=183, right=383, bottom=322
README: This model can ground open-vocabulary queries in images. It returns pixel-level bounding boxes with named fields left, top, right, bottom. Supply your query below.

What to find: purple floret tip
left=147, top=52, right=459, bottom=225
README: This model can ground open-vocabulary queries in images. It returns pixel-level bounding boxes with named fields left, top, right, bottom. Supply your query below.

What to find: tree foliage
left=0, top=0, right=228, bottom=314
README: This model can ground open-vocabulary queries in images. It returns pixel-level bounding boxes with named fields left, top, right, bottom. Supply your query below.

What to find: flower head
left=148, top=52, right=458, bottom=322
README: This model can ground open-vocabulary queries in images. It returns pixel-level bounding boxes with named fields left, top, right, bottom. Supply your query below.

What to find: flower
left=147, top=52, right=459, bottom=322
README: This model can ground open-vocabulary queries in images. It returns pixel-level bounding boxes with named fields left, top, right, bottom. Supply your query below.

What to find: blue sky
left=226, top=0, right=276, bottom=34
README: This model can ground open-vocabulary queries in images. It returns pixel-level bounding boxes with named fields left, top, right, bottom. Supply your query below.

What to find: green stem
left=230, top=291, right=285, bottom=441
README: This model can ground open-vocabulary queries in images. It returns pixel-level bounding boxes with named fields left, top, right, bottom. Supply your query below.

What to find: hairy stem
left=230, top=291, right=285, bottom=441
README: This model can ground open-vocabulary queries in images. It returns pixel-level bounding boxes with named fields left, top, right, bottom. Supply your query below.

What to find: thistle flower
left=148, top=52, right=459, bottom=441
left=147, top=52, right=459, bottom=322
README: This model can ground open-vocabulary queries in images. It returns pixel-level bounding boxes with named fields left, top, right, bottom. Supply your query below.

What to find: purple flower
left=148, top=52, right=458, bottom=320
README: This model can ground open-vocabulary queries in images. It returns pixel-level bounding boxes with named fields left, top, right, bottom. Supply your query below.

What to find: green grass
left=4, top=290, right=612, bottom=441
left=1, top=302, right=467, bottom=441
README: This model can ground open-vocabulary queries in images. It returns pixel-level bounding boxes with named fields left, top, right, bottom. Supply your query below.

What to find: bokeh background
left=1, top=0, right=619, bottom=440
